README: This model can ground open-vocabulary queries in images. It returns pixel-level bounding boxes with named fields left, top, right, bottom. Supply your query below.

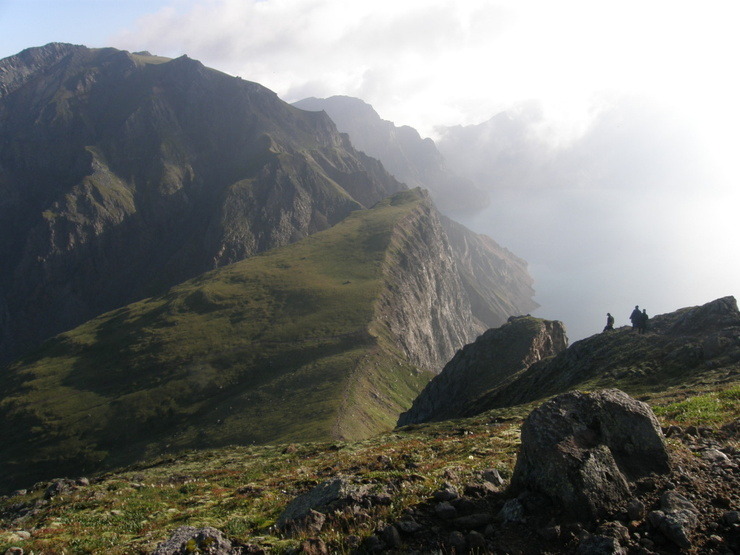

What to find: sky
left=1, top=0, right=738, bottom=341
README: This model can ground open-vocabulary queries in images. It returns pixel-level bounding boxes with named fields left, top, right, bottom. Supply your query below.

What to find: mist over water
left=439, top=97, right=740, bottom=341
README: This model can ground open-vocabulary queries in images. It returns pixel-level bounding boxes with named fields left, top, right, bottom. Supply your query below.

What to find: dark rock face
left=293, top=95, right=488, bottom=213
left=510, top=389, right=670, bottom=522
left=0, top=44, right=405, bottom=365
left=397, top=316, right=567, bottom=425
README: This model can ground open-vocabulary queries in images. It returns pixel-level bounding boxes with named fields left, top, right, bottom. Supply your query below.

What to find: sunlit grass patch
left=654, top=384, right=740, bottom=426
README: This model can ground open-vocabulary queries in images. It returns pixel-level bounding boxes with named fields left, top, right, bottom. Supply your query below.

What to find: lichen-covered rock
left=152, top=526, right=238, bottom=554
left=648, top=491, right=699, bottom=549
left=510, top=389, right=669, bottom=521
left=276, top=476, right=373, bottom=531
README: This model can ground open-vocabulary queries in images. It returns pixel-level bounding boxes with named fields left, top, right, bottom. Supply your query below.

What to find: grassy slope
left=0, top=381, right=736, bottom=554
left=0, top=190, right=433, bottom=493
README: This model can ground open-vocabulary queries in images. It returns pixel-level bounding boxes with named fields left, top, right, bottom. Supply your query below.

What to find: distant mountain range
left=293, top=96, right=488, bottom=214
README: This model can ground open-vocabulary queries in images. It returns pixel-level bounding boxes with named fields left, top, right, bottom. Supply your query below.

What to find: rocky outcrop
left=510, top=389, right=670, bottom=522
left=376, top=193, right=480, bottom=372
left=153, top=526, right=245, bottom=554
left=469, top=296, right=740, bottom=413
left=0, top=44, right=405, bottom=365
left=293, top=95, right=488, bottom=213
left=397, top=316, right=567, bottom=425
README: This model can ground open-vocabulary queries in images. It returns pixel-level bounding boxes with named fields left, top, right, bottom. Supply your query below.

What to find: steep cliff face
left=0, top=44, right=404, bottom=365
left=293, top=95, right=488, bottom=213
left=398, top=316, right=568, bottom=425
left=440, top=215, right=539, bottom=329
left=374, top=191, right=478, bottom=373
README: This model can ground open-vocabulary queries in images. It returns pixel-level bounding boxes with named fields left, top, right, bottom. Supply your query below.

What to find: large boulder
left=153, top=526, right=240, bottom=554
left=276, top=476, right=384, bottom=533
left=510, top=389, right=670, bottom=521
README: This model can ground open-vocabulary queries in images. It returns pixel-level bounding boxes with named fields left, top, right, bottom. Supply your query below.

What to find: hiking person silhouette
left=639, top=309, right=649, bottom=334
left=630, top=305, right=641, bottom=330
left=603, top=313, right=614, bottom=332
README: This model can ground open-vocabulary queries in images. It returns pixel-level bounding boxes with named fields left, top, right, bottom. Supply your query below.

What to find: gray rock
left=379, top=524, right=402, bottom=548
left=723, top=510, right=740, bottom=525
left=627, top=499, right=646, bottom=521
left=466, top=530, right=486, bottom=549
left=433, top=483, right=459, bottom=502
left=596, top=521, right=629, bottom=545
left=152, top=526, right=236, bottom=554
left=281, top=509, right=325, bottom=537
left=448, top=530, right=467, bottom=552
left=276, top=476, right=369, bottom=530
left=464, top=481, right=498, bottom=497
left=510, top=389, right=670, bottom=521
left=498, top=498, right=525, bottom=524
left=452, top=513, right=491, bottom=530
left=481, top=468, right=505, bottom=486
left=298, top=538, right=328, bottom=555
left=435, top=501, right=457, bottom=520
left=648, top=493, right=699, bottom=550
left=397, top=520, right=423, bottom=534
left=576, top=534, right=627, bottom=555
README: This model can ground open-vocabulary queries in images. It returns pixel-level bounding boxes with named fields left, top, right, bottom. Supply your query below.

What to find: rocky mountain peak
left=397, top=316, right=568, bottom=425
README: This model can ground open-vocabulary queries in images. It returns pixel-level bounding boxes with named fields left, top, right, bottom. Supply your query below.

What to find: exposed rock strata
left=376, top=194, right=479, bottom=372
left=397, top=316, right=567, bottom=425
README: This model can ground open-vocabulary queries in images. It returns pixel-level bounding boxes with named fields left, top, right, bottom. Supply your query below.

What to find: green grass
left=0, top=189, right=434, bottom=493
left=653, top=384, right=740, bottom=426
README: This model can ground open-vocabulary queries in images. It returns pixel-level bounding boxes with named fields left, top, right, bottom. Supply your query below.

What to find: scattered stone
left=464, top=481, right=498, bottom=497
left=378, top=524, right=401, bottom=548
left=648, top=492, right=699, bottom=549
left=498, top=498, right=525, bottom=524
left=397, top=520, right=423, bottom=534
left=435, top=501, right=457, bottom=520
left=596, top=521, right=629, bottom=545
left=510, top=389, right=670, bottom=522
left=452, top=513, right=491, bottom=530
left=299, top=538, right=328, bottom=555
left=723, top=511, right=740, bottom=525
left=152, top=526, right=237, bottom=554
left=481, top=468, right=505, bottom=486
left=433, top=483, right=459, bottom=502
left=5, top=548, right=24, bottom=555
left=276, top=476, right=370, bottom=531
left=627, top=499, right=646, bottom=521
left=466, top=530, right=486, bottom=549
left=576, top=533, right=627, bottom=555
left=362, top=534, right=383, bottom=553
left=537, top=525, right=561, bottom=541
left=44, top=479, right=80, bottom=499
left=448, top=530, right=466, bottom=552
left=702, top=448, right=731, bottom=464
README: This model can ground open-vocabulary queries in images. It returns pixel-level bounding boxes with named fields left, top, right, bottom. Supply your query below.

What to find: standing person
left=639, top=309, right=649, bottom=334
left=630, top=305, right=641, bottom=330
left=603, top=312, right=615, bottom=332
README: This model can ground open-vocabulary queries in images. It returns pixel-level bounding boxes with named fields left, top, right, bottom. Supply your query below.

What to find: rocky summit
left=398, top=315, right=568, bottom=426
